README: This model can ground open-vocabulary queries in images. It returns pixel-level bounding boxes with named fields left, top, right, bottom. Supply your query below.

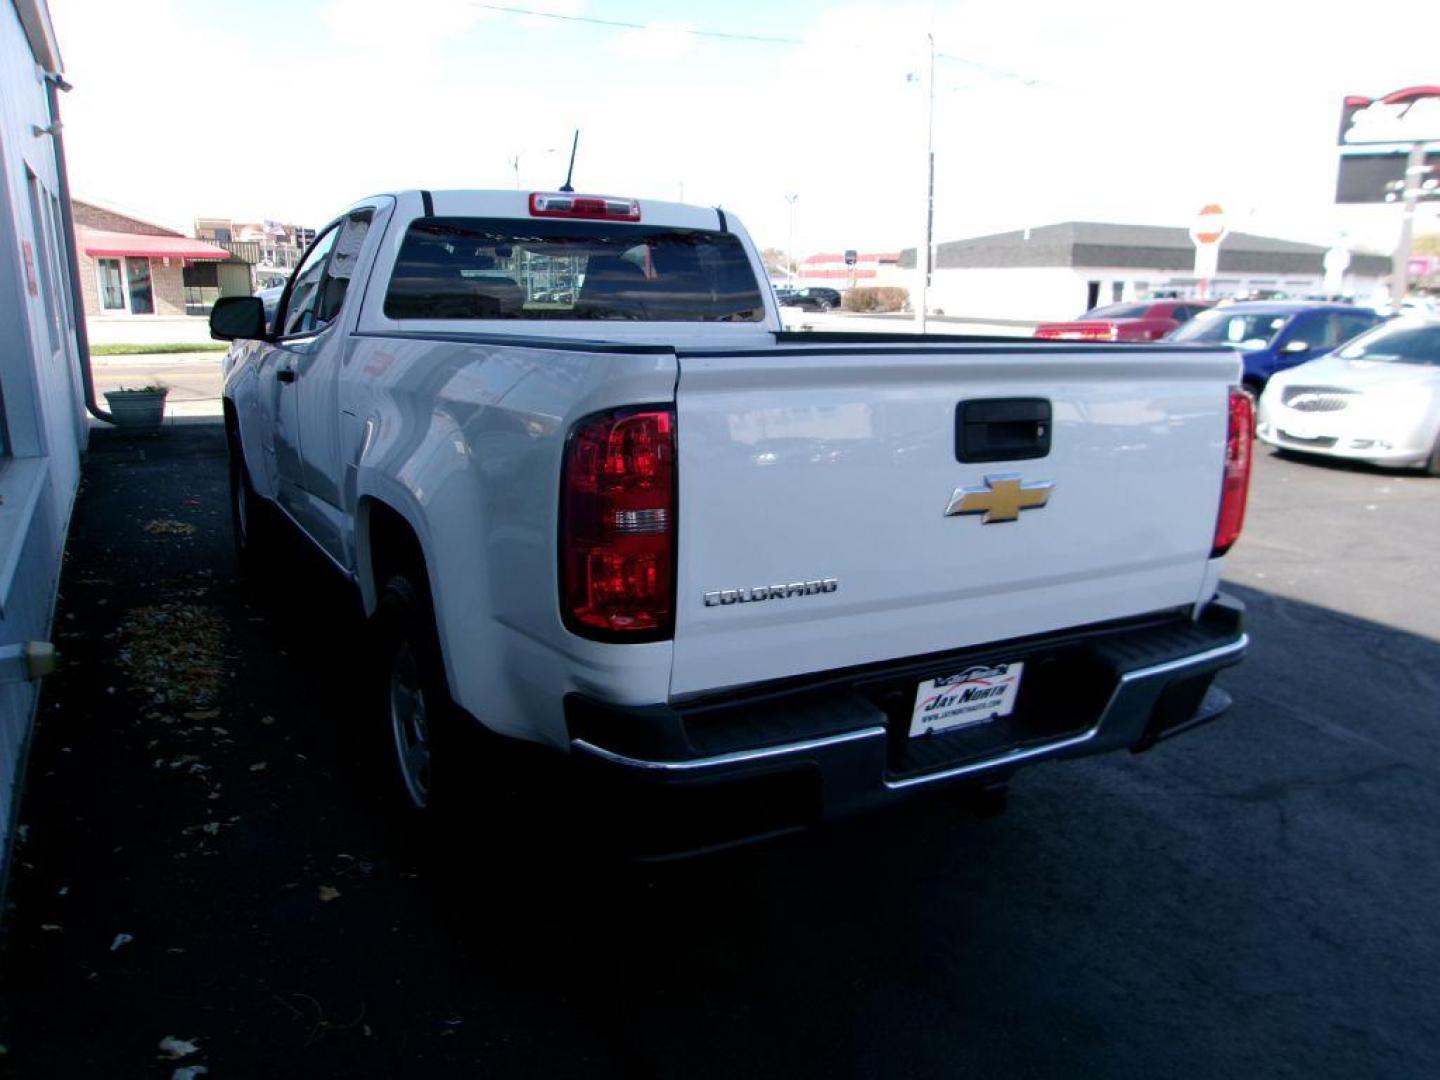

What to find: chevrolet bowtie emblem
left=944, top=473, right=1055, bottom=524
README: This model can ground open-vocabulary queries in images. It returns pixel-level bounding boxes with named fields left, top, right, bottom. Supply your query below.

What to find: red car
left=1034, top=301, right=1212, bottom=342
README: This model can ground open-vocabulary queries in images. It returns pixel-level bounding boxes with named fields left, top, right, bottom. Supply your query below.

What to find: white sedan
left=1256, top=318, right=1440, bottom=474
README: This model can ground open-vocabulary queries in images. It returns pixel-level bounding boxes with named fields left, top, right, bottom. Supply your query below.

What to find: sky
left=48, top=0, right=1440, bottom=258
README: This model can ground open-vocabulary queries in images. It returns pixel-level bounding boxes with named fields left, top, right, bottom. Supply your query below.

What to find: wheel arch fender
left=354, top=483, right=436, bottom=619
left=222, top=394, right=263, bottom=494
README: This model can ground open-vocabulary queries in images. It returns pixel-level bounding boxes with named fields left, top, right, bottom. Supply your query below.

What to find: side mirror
left=210, top=296, right=268, bottom=341
left=1282, top=339, right=1311, bottom=354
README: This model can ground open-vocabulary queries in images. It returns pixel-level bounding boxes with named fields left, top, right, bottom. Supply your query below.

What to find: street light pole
left=785, top=193, right=799, bottom=285
left=1393, top=140, right=1428, bottom=302
left=915, top=32, right=935, bottom=334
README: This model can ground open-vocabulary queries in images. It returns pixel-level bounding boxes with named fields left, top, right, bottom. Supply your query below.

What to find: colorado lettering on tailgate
left=703, top=578, right=839, bottom=607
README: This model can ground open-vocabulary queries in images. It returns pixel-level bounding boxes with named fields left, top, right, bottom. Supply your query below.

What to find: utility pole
left=785, top=193, right=799, bottom=284
left=914, top=31, right=935, bottom=334
left=1393, top=140, right=1429, bottom=302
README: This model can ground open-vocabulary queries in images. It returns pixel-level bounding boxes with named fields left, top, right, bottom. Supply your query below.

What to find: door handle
left=956, top=398, right=1052, bottom=462
left=276, top=368, right=296, bottom=384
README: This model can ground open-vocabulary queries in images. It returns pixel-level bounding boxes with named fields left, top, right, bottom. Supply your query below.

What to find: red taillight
left=561, top=407, right=675, bottom=639
left=530, top=192, right=642, bottom=221
left=1212, top=387, right=1254, bottom=556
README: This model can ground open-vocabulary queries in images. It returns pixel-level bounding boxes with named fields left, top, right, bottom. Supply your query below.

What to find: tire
left=228, top=445, right=280, bottom=574
left=1425, top=434, right=1440, bottom=478
left=376, top=572, right=467, bottom=821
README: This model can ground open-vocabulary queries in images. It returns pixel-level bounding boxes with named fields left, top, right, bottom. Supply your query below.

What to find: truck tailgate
left=670, top=344, right=1238, bottom=698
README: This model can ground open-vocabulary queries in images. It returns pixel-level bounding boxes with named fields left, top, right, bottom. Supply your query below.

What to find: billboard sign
left=1336, top=149, right=1440, bottom=203
left=1338, top=88, right=1440, bottom=146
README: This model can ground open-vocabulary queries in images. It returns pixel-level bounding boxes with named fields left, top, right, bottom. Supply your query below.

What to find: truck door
left=288, top=208, right=379, bottom=563
left=268, top=225, right=339, bottom=532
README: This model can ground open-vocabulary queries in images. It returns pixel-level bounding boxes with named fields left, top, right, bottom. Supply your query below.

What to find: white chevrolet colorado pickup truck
left=211, top=189, right=1252, bottom=847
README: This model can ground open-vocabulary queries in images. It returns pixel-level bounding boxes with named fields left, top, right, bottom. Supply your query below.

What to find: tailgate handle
left=956, top=398, right=1051, bottom=463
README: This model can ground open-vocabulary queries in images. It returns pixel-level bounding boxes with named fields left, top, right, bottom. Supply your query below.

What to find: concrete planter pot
left=103, top=388, right=169, bottom=435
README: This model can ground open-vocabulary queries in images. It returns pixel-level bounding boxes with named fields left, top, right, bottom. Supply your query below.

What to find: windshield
left=384, top=217, right=765, bottom=322
left=1170, top=309, right=1290, bottom=349
left=1082, top=303, right=1149, bottom=320
left=1336, top=321, right=1440, bottom=366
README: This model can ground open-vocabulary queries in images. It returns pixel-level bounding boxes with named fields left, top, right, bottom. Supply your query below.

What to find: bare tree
left=759, top=247, right=793, bottom=276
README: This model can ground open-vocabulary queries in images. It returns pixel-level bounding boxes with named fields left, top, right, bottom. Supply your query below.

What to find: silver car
left=1257, top=318, right=1440, bottom=474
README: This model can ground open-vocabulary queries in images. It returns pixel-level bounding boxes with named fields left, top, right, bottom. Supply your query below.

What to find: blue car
left=1167, top=302, right=1382, bottom=391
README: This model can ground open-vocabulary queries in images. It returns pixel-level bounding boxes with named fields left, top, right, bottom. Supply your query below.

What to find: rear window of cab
left=383, top=217, right=765, bottom=323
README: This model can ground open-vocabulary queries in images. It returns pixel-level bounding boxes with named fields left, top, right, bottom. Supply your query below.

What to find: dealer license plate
left=908, top=662, right=1025, bottom=737
left=1281, top=418, right=1322, bottom=440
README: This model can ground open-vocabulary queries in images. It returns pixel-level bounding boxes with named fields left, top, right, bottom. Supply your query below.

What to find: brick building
left=72, top=199, right=228, bottom=319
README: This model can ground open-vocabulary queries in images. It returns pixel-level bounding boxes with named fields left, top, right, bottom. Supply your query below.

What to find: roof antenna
left=559, top=129, right=580, bottom=193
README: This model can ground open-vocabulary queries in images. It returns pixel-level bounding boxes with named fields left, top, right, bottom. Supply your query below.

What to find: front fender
left=223, top=340, right=277, bottom=499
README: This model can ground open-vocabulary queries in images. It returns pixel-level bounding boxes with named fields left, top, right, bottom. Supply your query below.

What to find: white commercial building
left=903, top=222, right=1393, bottom=323
left=0, top=0, right=85, bottom=885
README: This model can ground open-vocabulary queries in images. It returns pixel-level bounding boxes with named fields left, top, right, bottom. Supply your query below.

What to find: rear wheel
left=376, top=573, right=468, bottom=821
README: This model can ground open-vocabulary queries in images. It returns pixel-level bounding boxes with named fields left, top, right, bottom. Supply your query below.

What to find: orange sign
left=1189, top=204, right=1227, bottom=246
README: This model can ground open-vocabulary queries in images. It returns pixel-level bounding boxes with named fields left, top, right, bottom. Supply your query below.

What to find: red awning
left=78, top=227, right=230, bottom=262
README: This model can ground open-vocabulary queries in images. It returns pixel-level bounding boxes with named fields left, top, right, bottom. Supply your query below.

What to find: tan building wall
left=218, top=262, right=252, bottom=298
left=73, top=199, right=188, bottom=318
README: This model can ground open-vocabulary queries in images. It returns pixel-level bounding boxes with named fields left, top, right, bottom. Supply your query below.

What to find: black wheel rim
left=388, top=641, right=431, bottom=810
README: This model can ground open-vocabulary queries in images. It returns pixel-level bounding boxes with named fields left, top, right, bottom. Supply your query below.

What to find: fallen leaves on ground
left=143, top=519, right=197, bottom=538
left=116, top=604, right=226, bottom=709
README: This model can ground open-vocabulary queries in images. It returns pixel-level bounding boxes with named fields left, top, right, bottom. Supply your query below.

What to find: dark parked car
left=1167, top=302, right=1382, bottom=391
left=781, top=286, right=843, bottom=312
left=1034, top=301, right=1212, bottom=342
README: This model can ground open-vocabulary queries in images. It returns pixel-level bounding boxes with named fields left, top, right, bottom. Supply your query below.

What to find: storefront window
left=97, top=258, right=125, bottom=311
left=97, top=256, right=156, bottom=315
left=126, top=257, right=154, bottom=314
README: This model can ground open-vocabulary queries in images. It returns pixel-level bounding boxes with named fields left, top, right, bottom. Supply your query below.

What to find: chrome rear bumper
left=568, top=597, right=1248, bottom=825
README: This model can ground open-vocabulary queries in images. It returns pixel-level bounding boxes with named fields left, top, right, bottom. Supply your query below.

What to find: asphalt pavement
left=1, top=423, right=1438, bottom=1078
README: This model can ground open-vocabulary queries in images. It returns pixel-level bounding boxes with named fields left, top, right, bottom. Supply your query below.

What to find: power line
left=935, top=51, right=1039, bottom=87
left=471, top=3, right=805, bottom=46
left=472, top=2, right=1041, bottom=85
